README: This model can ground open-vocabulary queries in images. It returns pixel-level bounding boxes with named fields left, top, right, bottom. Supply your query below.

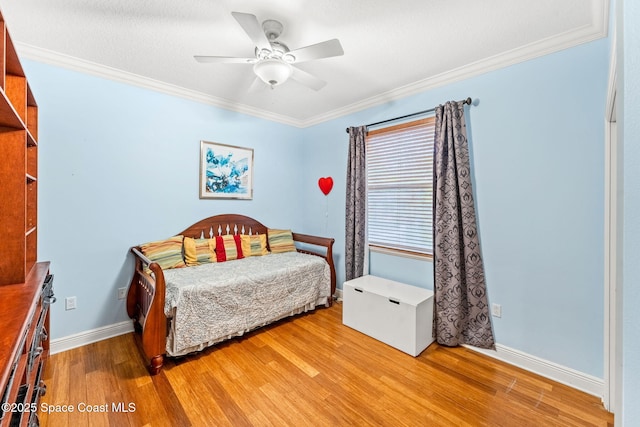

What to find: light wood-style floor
left=39, top=302, right=613, bottom=426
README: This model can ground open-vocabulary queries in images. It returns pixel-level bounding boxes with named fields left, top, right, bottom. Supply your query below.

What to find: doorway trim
left=603, top=32, right=618, bottom=412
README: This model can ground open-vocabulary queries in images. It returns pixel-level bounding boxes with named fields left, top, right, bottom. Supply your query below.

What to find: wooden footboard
left=127, top=214, right=336, bottom=375
left=292, top=232, right=336, bottom=302
left=126, top=247, right=167, bottom=375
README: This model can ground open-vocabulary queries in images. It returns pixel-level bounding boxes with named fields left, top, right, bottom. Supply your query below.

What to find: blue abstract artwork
left=200, top=141, right=253, bottom=199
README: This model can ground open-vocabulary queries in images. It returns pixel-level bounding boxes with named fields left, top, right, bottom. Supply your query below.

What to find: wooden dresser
left=0, top=265, right=53, bottom=426
left=0, top=9, right=54, bottom=427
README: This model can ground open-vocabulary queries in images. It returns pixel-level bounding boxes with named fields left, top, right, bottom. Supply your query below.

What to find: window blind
left=366, top=117, right=435, bottom=256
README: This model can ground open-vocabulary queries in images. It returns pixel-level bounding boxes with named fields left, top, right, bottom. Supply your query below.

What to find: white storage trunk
left=342, top=275, right=435, bottom=357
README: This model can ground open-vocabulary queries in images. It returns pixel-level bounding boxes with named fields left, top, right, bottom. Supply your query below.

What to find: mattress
left=162, top=251, right=331, bottom=356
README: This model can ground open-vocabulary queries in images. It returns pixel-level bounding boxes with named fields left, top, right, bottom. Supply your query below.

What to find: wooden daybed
left=126, top=214, right=336, bottom=375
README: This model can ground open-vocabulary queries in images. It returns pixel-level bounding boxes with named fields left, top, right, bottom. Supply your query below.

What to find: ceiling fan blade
left=248, top=76, right=267, bottom=93
left=231, top=12, right=271, bottom=52
left=288, top=39, right=344, bottom=63
left=290, top=66, right=327, bottom=91
left=194, top=55, right=255, bottom=64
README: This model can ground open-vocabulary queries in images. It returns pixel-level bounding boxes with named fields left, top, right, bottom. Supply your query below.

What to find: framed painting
left=199, top=140, right=254, bottom=199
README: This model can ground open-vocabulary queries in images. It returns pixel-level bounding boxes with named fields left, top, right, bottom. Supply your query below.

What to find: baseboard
left=335, top=287, right=603, bottom=398
left=50, top=320, right=134, bottom=355
left=464, top=343, right=604, bottom=399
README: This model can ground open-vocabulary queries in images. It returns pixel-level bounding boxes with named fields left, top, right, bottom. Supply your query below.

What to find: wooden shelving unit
left=0, top=18, right=39, bottom=287
left=0, top=9, right=53, bottom=427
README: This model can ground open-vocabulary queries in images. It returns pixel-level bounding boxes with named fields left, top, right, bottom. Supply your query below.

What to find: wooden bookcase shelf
left=0, top=9, right=53, bottom=427
left=0, top=24, right=38, bottom=286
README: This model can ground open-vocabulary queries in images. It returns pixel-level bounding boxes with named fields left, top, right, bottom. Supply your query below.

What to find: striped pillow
left=267, top=229, right=296, bottom=254
left=139, top=235, right=186, bottom=270
left=215, top=235, right=244, bottom=262
left=183, top=237, right=216, bottom=266
left=241, top=234, right=269, bottom=257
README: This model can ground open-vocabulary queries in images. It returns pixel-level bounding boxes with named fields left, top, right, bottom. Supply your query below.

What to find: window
left=366, top=117, right=435, bottom=257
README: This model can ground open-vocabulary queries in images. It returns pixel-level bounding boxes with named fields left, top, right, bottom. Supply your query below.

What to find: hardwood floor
left=39, top=302, right=613, bottom=426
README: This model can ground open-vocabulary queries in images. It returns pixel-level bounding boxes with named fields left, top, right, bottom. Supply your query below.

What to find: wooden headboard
left=179, top=214, right=268, bottom=239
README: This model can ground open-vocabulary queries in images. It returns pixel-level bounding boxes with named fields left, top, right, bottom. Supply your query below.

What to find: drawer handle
left=33, top=346, right=44, bottom=358
left=44, top=274, right=54, bottom=286
left=388, top=298, right=400, bottom=305
left=38, top=381, right=47, bottom=397
left=354, top=288, right=363, bottom=293
left=29, top=412, right=40, bottom=427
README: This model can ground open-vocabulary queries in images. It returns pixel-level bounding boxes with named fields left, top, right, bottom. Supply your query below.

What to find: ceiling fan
left=194, top=12, right=344, bottom=91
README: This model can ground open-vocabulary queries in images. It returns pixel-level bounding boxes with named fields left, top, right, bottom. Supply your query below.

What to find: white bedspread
left=162, top=251, right=331, bottom=357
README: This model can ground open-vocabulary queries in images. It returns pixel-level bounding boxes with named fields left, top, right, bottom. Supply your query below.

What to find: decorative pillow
left=241, top=234, right=269, bottom=257
left=215, top=235, right=244, bottom=262
left=267, top=229, right=296, bottom=254
left=183, top=237, right=216, bottom=266
left=139, top=235, right=186, bottom=270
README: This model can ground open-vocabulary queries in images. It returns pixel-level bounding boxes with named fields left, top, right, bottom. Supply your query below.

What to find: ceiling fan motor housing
left=262, top=19, right=283, bottom=41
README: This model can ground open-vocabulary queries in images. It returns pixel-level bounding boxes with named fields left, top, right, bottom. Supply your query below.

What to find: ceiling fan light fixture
left=253, top=58, right=292, bottom=87
left=256, top=48, right=271, bottom=60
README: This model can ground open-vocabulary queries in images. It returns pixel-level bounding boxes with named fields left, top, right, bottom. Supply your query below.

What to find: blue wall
left=301, top=38, right=610, bottom=378
left=620, top=0, right=640, bottom=423
left=25, top=34, right=610, bottom=381
left=26, top=61, right=308, bottom=339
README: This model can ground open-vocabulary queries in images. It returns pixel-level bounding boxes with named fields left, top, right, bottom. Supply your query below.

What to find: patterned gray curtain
left=433, top=101, right=495, bottom=349
left=345, top=126, right=367, bottom=281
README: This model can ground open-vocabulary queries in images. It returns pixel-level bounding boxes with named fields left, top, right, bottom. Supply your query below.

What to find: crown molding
left=15, top=42, right=306, bottom=128
left=15, top=0, right=608, bottom=129
left=301, top=2, right=609, bottom=127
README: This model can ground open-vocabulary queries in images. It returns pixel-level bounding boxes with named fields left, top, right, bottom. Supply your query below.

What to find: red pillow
left=215, top=235, right=244, bottom=262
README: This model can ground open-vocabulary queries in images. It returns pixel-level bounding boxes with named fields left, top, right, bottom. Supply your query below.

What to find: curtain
left=345, top=126, right=367, bottom=281
left=433, top=101, right=495, bottom=349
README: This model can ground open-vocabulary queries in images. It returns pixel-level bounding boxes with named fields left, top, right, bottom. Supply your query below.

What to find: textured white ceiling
left=0, top=0, right=608, bottom=127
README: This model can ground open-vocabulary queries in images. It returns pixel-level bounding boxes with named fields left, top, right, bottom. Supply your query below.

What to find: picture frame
left=199, top=140, right=254, bottom=200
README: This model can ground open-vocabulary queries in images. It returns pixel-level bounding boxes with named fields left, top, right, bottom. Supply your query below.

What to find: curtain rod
left=345, top=97, right=472, bottom=133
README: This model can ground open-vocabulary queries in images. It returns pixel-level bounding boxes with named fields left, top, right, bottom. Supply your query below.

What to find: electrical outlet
left=118, top=287, right=127, bottom=300
left=65, top=296, right=77, bottom=310
left=491, top=303, right=502, bottom=318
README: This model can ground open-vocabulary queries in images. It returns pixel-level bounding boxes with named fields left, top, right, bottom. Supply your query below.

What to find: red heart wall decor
left=318, top=177, right=334, bottom=195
